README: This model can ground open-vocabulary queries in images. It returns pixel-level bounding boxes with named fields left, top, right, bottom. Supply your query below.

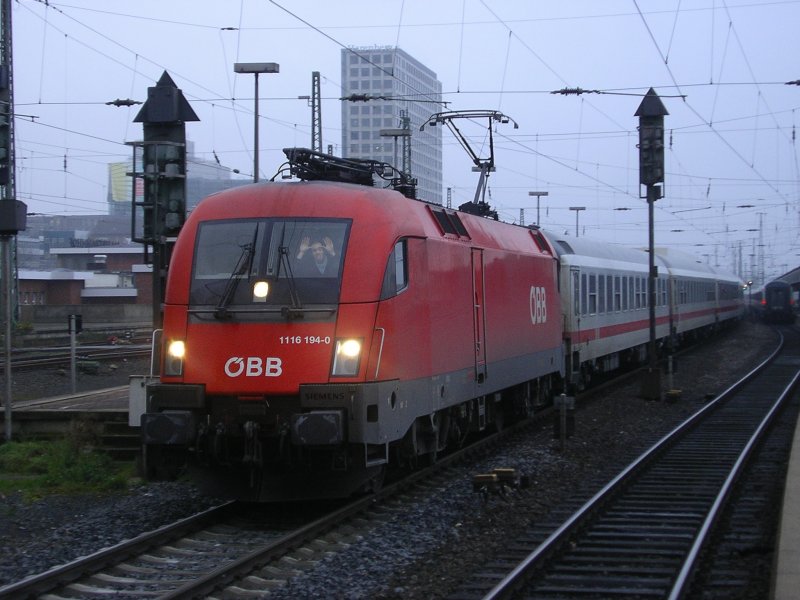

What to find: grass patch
left=0, top=439, right=134, bottom=499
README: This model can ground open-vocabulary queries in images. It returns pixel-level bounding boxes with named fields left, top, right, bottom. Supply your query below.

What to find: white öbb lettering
left=225, top=356, right=283, bottom=377
left=529, top=286, right=547, bottom=325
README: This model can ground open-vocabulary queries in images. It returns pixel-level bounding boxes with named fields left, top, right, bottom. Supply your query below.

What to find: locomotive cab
left=141, top=211, right=387, bottom=499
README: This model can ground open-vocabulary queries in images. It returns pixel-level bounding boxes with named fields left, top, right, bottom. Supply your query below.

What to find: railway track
left=2, top=344, right=150, bottom=372
left=1, top=324, right=783, bottom=598
left=0, top=398, right=537, bottom=598
left=453, top=326, right=800, bottom=600
left=0, top=500, right=336, bottom=599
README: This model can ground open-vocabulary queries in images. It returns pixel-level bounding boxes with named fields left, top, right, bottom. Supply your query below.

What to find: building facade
left=341, top=46, right=443, bottom=204
left=106, top=141, right=251, bottom=217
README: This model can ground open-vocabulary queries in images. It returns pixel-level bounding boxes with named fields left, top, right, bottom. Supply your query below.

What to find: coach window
left=572, top=271, right=580, bottom=316
left=622, top=276, right=629, bottom=311
left=607, top=275, right=614, bottom=312
left=636, top=277, right=647, bottom=308
left=380, top=239, right=408, bottom=300
left=597, top=275, right=606, bottom=314
left=628, top=276, right=634, bottom=309
left=581, top=273, right=588, bottom=315
left=589, top=274, right=597, bottom=314
left=614, top=276, right=621, bottom=311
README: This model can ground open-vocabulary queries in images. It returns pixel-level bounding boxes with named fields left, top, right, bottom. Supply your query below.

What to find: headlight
left=331, top=338, right=362, bottom=377
left=252, top=280, right=269, bottom=301
left=164, top=339, right=185, bottom=376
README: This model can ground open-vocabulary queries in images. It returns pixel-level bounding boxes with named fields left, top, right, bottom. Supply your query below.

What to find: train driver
left=296, top=236, right=337, bottom=276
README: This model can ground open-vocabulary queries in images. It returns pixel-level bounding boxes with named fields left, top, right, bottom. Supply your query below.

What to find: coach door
left=472, top=248, right=487, bottom=384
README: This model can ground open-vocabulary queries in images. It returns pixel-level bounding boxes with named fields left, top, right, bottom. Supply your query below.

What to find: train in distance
left=747, top=279, right=796, bottom=324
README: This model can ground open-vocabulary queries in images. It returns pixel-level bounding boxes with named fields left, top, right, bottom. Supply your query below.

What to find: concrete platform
left=772, top=403, right=800, bottom=599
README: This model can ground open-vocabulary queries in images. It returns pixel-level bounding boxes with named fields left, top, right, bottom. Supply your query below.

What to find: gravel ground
left=0, top=320, right=779, bottom=596
left=4, top=354, right=153, bottom=403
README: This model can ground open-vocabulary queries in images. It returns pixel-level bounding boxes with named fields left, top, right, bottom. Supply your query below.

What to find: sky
left=11, top=0, right=800, bottom=284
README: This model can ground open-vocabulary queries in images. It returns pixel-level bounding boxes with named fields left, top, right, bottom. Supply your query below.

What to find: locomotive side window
left=380, top=239, right=409, bottom=300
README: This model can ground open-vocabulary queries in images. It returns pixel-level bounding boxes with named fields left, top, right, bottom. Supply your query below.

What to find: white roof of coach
left=541, top=229, right=650, bottom=265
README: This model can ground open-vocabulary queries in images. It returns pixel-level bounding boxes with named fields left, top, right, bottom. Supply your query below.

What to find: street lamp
left=569, top=206, right=585, bottom=237
left=528, top=191, right=549, bottom=226
left=233, top=62, right=280, bottom=182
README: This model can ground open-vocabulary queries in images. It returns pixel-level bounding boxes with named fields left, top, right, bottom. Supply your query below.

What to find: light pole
left=569, top=206, right=585, bottom=237
left=233, top=62, right=279, bottom=183
left=528, top=191, right=549, bottom=226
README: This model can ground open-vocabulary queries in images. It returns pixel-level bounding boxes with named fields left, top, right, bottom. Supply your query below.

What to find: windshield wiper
left=214, top=242, right=255, bottom=320
left=277, top=245, right=305, bottom=319
left=271, top=224, right=303, bottom=319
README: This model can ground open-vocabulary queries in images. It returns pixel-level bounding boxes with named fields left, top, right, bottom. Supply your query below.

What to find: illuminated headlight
left=164, top=340, right=185, bottom=376
left=252, top=280, right=269, bottom=302
left=331, top=338, right=362, bottom=377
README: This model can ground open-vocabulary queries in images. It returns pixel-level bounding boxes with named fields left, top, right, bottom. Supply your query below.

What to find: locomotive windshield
left=190, top=218, right=350, bottom=313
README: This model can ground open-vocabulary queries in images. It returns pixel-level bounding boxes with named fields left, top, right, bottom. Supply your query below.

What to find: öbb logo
left=530, top=286, right=547, bottom=324
left=225, top=356, right=283, bottom=377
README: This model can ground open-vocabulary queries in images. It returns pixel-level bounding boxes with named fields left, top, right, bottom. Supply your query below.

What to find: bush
left=0, top=439, right=133, bottom=498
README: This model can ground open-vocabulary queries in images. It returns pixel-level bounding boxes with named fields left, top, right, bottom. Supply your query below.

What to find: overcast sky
left=12, top=0, right=800, bottom=283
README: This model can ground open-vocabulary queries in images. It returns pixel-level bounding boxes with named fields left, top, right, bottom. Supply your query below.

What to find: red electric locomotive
left=138, top=150, right=563, bottom=500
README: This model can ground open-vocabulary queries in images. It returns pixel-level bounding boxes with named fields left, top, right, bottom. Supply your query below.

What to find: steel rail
left=667, top=365, right=800, bottom=599
left=0, top=502, right=237, bottom=598
left=481, top=332, right=787, bottom=600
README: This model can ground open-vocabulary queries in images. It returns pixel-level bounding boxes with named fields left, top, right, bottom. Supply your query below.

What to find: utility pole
left=757, top=212, right=766, bottom=286
left=310, top=71, right=322, bottom=153
left=0, top=0, right=26, bottom=442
